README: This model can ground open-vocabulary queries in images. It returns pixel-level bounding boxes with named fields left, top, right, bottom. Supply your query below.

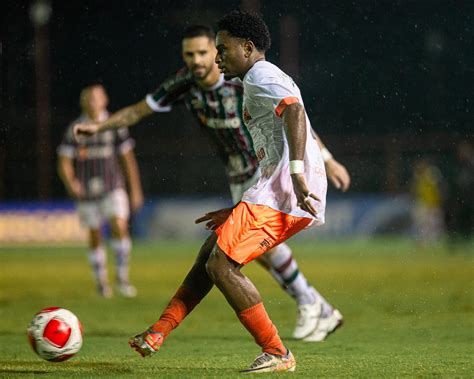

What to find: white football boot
left=303, top=309, right=343, bottom=342
left=292, top=299, right=322, bottom=339
left=240, top=350, right=296, bottom=373
left=116, top=283, right=137, bottom=298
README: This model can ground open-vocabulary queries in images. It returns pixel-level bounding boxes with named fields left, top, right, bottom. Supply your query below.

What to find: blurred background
left=1, top=4, right=472, bottom=375
left=1, top=0, right=473, bottom=244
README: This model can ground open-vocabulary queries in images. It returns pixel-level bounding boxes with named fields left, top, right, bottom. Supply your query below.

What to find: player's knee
left=200, top=234, right=217, bottom=258
left=205, top=245, right=227, bottom=283
left=205, top=253, right=217, bottom=282
left=109, top=217, right=128, bottom=238
left=88, top=229, right=102, bottom=248
left=193, top=234, right=216, bottom=270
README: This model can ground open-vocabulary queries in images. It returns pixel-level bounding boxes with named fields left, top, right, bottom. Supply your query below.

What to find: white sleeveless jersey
left=241, top=61, right=327, bottom=224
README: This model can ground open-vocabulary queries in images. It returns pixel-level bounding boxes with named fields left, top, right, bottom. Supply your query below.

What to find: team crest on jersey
left=219, top=86, right=235, bottom=98
left=243, top=106, right=252, bottom=123
left=222, top=97, right=237, bottom=114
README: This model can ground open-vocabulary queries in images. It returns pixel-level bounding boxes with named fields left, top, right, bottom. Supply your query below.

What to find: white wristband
left=289, top=160, right=304, bottom=174
left=321, top=148, right=333, bottom=162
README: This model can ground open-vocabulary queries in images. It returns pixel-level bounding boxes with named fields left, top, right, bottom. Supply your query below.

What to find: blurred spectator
left=410, top=158, right=445, bottom=246
left=445, top=141, right=474, bottom=248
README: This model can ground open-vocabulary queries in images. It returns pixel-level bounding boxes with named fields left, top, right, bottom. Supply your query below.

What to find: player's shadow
left=0, top=361, right=133, bottom=375
left=0, top=361, right=247, bottom=377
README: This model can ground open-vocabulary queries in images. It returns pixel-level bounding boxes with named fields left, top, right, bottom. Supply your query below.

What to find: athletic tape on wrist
left=289, top=160, right=304, bottom=174
left=321, top=148, right=333, bottom=162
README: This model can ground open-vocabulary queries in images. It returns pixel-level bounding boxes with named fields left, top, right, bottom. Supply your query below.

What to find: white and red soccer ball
left=27, top=307, right=83, bottom=362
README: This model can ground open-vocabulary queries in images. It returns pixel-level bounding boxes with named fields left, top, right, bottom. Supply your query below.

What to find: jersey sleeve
left=56, top=124, right=77, bottom=158
left=145, top=69, right=194, bottom=113
left=245, top=72, right=300, bottom=117
left=116, top=127, right=136, bottom=155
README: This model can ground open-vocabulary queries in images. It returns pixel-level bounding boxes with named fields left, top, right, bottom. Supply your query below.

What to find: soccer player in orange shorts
left=73, top=25, right=348, bottom=339
left=125, top=11, right=331, bottom=372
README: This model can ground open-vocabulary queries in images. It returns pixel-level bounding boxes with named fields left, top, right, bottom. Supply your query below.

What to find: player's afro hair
left=217, top=10, right=271, bottom=52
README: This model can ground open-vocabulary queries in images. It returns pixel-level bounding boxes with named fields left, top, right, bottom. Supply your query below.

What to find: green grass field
left=0, top=238, right=472, bottom=378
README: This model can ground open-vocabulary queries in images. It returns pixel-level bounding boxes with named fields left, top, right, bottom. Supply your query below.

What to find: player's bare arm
left=325, top=158, right=351, bottom=192
left=120, top=149, right=144, bottom=212
left=283, top=102, right=320, bottom=217
left=309, top=128, right=351, bottom=192
left=74, top=99, right=153, bottom=139
left=57, top=156, right=84, bottom=200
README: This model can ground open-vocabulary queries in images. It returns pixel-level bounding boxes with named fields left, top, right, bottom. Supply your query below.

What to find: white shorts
left=77, top=189, right=130, bottom=229
left=229, top=170, right=261, bottom=205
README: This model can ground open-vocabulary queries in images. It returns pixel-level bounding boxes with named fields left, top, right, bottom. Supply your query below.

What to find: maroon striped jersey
left=146, top=69, right=258, bottom=184
left=57, top=113, right=135, bottom=200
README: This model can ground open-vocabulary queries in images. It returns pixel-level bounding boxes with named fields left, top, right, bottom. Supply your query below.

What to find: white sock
left=311, top=287, right=334, bottom=317
left=268, top=243, right=316, bottom=305
left=111, top=238, right=132, bottom=285
left=88, top=246, right=109, bottom=290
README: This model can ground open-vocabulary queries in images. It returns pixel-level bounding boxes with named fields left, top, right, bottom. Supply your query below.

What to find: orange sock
left=238, top=302, right=286, bottom=356
left=150, top=286, right=202, bottom=338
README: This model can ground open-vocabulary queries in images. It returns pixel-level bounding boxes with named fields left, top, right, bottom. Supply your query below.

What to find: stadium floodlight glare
left=29, top=0, right=52, bottom=27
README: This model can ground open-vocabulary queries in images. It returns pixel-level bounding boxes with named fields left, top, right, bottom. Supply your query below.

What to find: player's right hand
left=195, top=207, right=233, bottom=231
left=291, top=173, right=320, bottom=217
left=68, top=179, right=85, bottom=200
left=73, top=123, right=100, bottom=141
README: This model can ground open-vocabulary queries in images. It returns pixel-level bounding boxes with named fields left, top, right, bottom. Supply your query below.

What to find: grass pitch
left=0, top=238, right=472, bottom=377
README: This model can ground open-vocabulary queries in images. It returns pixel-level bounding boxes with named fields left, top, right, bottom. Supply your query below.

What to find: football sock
left=111, top=238, right=132, bottom=285
left=237, top=302, right=286, bottom=356
left=268, top=243, right=316, bottom=305
left=311, top=286, right=334, bottom=317
left=88, top=246, right=109, bottom=291
left=150, top=286, right=203, bottom=338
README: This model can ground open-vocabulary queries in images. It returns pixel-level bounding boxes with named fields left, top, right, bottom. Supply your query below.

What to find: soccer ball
left=27, top=307, right=83, bottom=362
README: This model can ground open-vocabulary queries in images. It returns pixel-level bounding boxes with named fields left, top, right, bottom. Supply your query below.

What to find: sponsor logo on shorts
left=259, top=238, right=271, bottom=249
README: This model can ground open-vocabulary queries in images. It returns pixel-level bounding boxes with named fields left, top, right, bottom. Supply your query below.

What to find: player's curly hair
left=217, top=10, right=271, bottom=52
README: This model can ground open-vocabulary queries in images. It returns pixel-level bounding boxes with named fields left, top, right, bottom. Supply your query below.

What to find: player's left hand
left=195, top=207, right=233, bottom=230
left=325, top=158, right=351, bottom=192
left=291, top=173, right=320, bottom=217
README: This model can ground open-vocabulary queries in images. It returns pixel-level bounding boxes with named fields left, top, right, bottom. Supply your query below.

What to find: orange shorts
left=215, top=201, right=312, bottom=265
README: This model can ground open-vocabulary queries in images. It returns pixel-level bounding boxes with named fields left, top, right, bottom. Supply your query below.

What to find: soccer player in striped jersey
left=58, top=84, right=144, bottom=298
left=74, top=26, right=349, bottom=340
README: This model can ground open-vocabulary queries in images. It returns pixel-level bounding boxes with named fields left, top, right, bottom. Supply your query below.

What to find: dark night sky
left=2, top=0, right=473, bottom=199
